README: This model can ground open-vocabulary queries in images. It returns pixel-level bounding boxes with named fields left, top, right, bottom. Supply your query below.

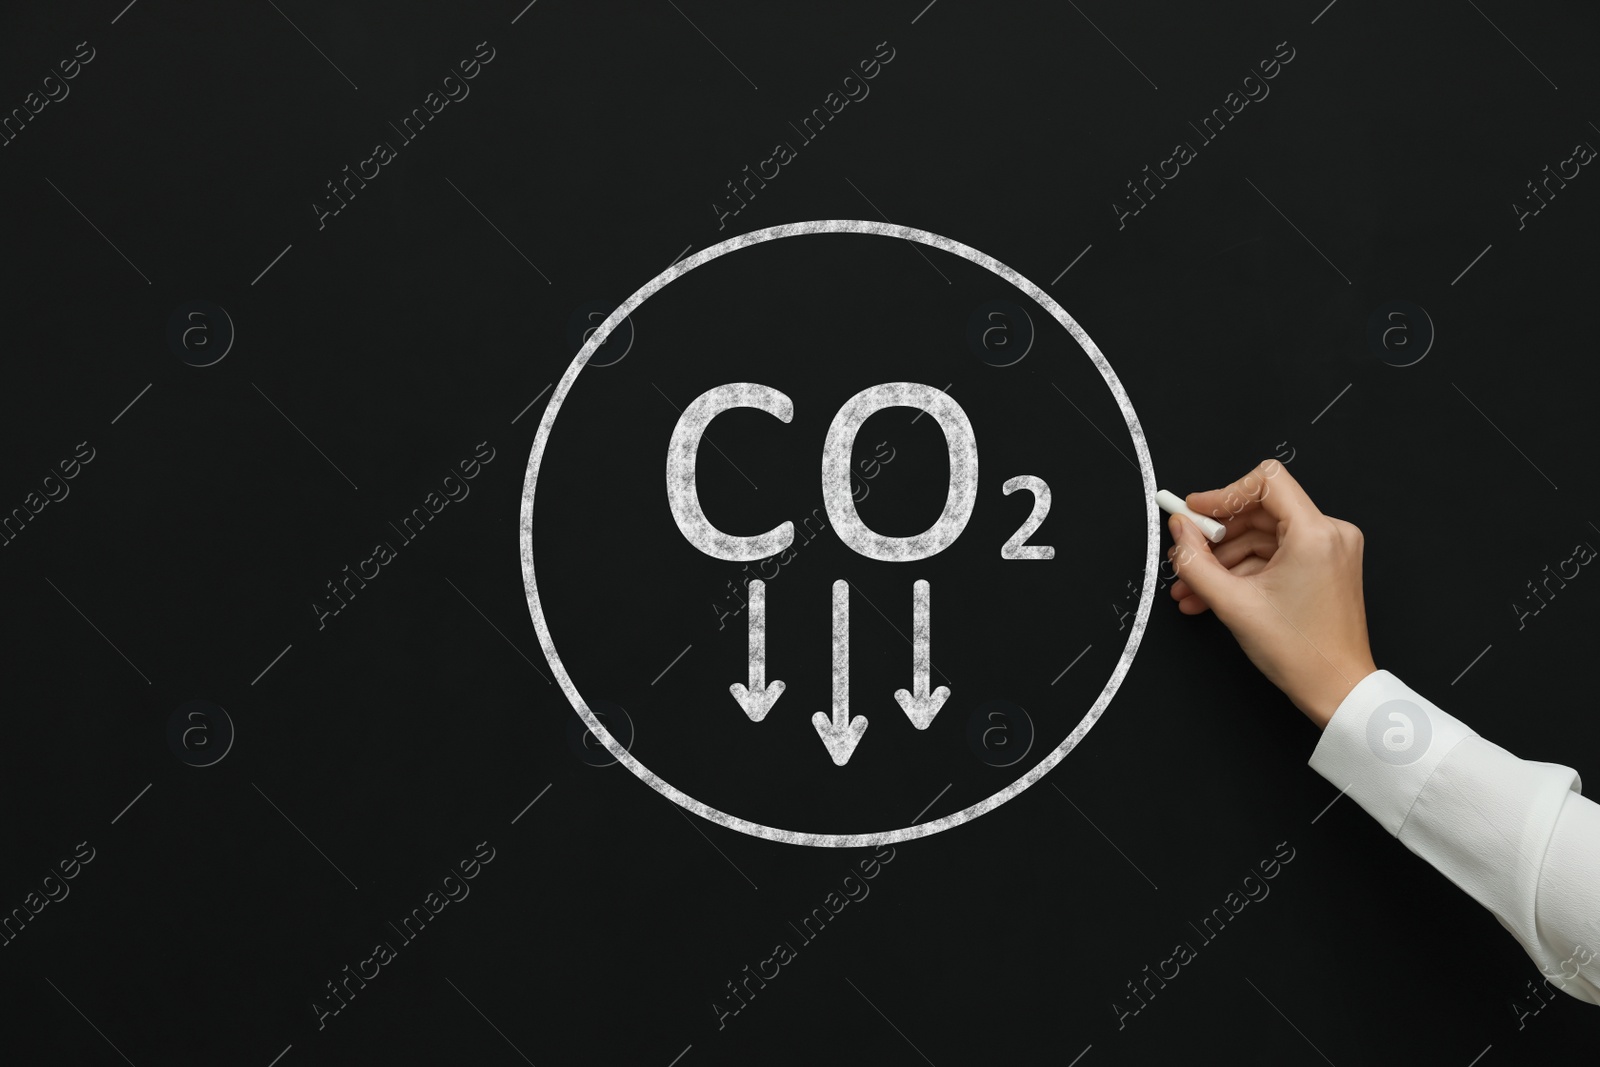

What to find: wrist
left=1303, top=659, right=1379, bottom=729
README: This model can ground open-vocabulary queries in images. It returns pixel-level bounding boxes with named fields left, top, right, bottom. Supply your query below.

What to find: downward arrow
left=729, top=579, right=784, bottom=721
left=812, top=580, right=868, bottom=765
left=894, top=579, right=951, bottom=729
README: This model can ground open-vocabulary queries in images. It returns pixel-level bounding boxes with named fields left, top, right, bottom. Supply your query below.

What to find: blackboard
left=2, top=1, right=1595, bottom=1063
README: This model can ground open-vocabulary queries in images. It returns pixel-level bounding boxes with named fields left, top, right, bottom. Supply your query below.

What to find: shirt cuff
left=1307, top=669, right=1478, bottom=836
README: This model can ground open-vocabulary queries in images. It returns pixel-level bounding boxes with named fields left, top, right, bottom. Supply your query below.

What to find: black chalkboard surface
left=2, top=1, right=1595, bottom=1063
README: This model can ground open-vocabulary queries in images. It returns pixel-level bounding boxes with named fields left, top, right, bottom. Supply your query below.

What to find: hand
left=1166, top=459, right=1377, bottom=729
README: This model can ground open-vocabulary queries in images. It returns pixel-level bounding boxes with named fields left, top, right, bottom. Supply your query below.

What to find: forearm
left=1307, top=670, right=1600, bottom=1004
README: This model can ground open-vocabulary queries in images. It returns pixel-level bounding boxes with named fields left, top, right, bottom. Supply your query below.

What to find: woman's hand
left=1167, top=459, right=1378, bottom=728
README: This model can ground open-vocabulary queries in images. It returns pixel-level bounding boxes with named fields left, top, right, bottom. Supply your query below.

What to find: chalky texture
left=520, top=219, right=1159, bottom=846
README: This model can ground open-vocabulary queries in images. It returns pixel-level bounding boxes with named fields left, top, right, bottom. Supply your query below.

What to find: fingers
left=1185, top=458, right=1321, bottom=527
left=1209, top=506, right=1279, bottom=543
left=1166, top=513, right=1246, bottom=617
left=1171, top=550, right=1270, bottom=601
left=1167, top=528, right=1277, bottom=594
left=1212, top=528, right=1279, bottom=567
left=1175, top=555, right=1268, bottom=614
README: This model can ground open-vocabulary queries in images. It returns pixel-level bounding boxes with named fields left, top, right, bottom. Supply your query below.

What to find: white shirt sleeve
left=1307, top=669, right=1600, bottom=1004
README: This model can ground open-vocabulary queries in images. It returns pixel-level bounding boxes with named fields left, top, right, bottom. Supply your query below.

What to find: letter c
left=667, top=383, right=794, bottom=561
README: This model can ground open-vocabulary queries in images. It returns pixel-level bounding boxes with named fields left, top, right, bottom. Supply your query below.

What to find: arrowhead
left=810, top=711, right=868, bottom=766
left=729, top=679, right=785, bottom=722
left=894, top=685, right=951, bottom=730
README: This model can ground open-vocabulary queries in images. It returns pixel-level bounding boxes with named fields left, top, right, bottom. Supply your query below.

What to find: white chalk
left=1156, top=489, right=1226, bottom=543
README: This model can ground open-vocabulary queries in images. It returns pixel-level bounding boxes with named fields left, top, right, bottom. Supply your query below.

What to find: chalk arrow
left=811, top=580, right=868, bottom=765
left=730, top=579, right=785, bottom=721
left=893, top=579, right=951, bottom=730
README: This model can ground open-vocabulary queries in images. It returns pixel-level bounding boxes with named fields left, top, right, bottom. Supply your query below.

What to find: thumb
left=1169, top=514, right=1244, bottom=616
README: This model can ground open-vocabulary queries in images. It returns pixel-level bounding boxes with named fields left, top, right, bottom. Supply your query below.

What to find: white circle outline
left=519, top=220, right=1158, bottom=847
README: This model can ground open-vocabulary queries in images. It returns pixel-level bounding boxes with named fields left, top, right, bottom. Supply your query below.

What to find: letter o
left=822, top=383, right=978, bottom=561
